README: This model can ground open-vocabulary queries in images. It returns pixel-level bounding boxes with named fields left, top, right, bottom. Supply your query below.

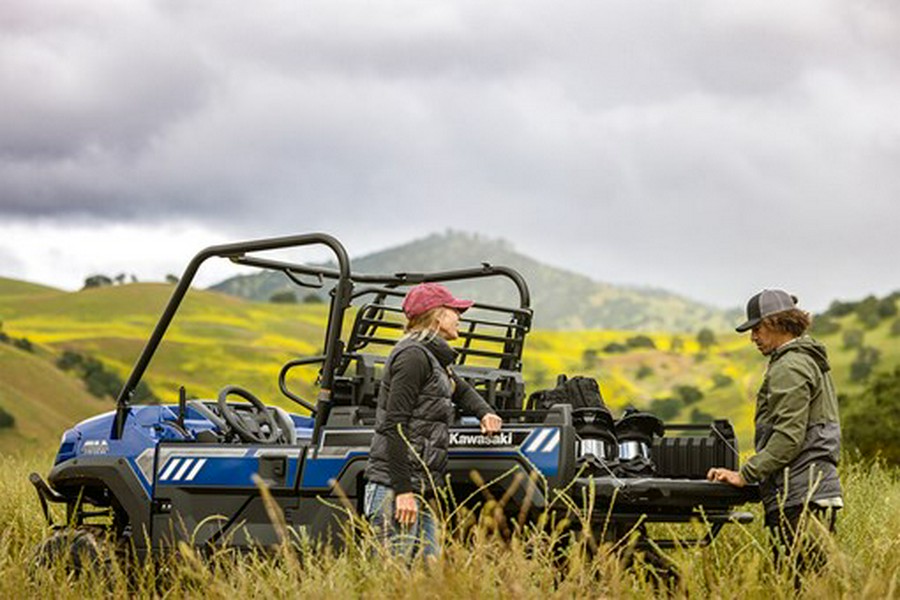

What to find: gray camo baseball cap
left=735, top=289, right=799, bottom=332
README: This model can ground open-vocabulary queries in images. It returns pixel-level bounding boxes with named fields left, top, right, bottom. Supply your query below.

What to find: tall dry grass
left=1, top=452, right=898, bottom=599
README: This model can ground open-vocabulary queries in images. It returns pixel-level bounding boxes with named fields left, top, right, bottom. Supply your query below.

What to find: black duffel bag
left=527, top=374, right=606, bottom=410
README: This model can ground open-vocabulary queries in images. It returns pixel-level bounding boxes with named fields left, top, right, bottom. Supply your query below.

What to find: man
left=708, top=289, right=842, bottom=571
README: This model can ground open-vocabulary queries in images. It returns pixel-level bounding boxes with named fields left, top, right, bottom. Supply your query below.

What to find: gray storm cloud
left=1, top=0, right=899, bottom=308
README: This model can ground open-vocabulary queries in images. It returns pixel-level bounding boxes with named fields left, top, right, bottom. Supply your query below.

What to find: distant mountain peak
left=210, top=231, right=733, bottom=332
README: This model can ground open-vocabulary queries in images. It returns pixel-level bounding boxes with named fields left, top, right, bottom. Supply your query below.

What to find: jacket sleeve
left=449, top=370, right=494, bottom=421
left=740, top=357, right=815, bottom=484
left=376, top=348, right=429, bottom=494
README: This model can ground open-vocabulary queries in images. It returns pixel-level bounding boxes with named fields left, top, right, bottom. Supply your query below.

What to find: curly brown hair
left=761, top=308, right=812, bottom=337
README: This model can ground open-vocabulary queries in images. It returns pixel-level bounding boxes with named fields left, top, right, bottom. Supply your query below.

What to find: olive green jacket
left=739, top=336, right=843, bottom=513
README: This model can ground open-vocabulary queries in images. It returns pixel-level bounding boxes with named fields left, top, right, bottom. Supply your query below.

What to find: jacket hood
left=773, top=335, right=831, bottom=373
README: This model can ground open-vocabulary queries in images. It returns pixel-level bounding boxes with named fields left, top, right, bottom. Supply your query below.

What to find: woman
left=364, top=282, right=503, bottom=559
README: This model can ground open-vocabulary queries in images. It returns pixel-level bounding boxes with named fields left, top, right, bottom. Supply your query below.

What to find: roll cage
left=112, top=233, right=533, bottom=441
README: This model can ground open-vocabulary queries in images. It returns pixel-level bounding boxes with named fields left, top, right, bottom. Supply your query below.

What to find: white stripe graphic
left=159, top=458, right=181, bottom=481
left=526, top=429, right=551, bottom=453
left=172, top=459, right=194, bottom=481
left=185, top=458, right=207, bottom=481
left=542, top=431, right=560, bottom=453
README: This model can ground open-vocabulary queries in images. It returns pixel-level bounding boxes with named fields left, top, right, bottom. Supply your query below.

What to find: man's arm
left=739, top=358, right=814, bottom=484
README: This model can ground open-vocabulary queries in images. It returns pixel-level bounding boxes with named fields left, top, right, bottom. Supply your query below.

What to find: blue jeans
left=364, top=482, right=439, bottom=560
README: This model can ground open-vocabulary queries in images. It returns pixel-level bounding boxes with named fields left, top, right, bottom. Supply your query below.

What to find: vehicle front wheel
left=31, top=527, right=114, bottom=578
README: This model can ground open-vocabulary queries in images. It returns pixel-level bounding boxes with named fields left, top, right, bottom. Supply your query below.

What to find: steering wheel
left=217, top=385, right=282, bottom=444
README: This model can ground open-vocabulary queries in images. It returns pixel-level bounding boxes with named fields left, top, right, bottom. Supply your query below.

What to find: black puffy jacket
left=365, top=336, right=492, bottom=495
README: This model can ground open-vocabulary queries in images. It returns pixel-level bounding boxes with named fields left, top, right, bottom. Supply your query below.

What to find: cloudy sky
left=2, top=0, right=898, bottom=311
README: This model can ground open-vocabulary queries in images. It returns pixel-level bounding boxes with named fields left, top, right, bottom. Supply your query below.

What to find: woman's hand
left=395, top=492, right=418, bottom=525
left=480, top=413, right=503, bottom=435
left=706, top=468, right=746, bottom=487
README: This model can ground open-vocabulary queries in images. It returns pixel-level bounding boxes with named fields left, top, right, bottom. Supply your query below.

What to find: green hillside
left=1, top=277, right=897, bottom=455
left=0, top=283, right=331, bottom=430
left=0, top=343, right=111, bottom=454
left=0, top=277, right=61, bottom=297
left=211, top=231, right=739, bottom=332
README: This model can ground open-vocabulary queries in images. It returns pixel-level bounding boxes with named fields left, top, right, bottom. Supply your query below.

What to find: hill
left=211, top=231, right=738, bottom=332
left=1, top=276, right=897, bottom=453
left=0, top=342, right=112, bottom=454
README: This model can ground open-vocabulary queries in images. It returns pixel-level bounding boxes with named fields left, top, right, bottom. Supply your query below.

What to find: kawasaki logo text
left=450, top=432, right=513, bottom=446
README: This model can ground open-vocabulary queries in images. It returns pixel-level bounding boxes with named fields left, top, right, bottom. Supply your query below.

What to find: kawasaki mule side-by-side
left=30, top=233, right=758, bottom=562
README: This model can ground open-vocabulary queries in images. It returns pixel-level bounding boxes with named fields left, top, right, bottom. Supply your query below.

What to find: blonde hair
left=402, top=306, right=444, bottom=342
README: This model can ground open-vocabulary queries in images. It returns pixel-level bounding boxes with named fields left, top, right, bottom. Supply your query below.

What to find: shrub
left=689, top=407, right=714, bottom=424
left=649, top=397, right=681, bottom=421
left=877, top=297, right=898, bottom=319
left=0, top=406, right=14, bottom=429
left=55, top=349, right=157, bottom=402
left=669, top=336, right=684, bottom=353
left=12, top=337, right=33, bottom=353
left=673, top=385, right=703, bottom=405
left=83, top=274, right=113, bottom=289
left=602, top=342, right=628, bottom=354
left=810, top=315, right=841, bottom=336
left=269, top=291, right=298, bottom=304
left=850, top=346, right=881, bottom=383
left=843, top=366, right=900, bottom=464
left=696, top=328, right=716, bottom=351
left=827, top=299, right=856, bottom=317
left=891, top=318, right=900, bottom=338
left=635, top=364, right=654, bottom=380
left=843, top=329, right=864, bottom=350
left=625, top=335, right=656, bottom=350
left=302, top=293, right=324, bottom=304
left=712, top=373, right=733, bottom=388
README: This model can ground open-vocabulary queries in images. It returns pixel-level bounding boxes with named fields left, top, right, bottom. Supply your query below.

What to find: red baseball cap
left=401, top=283, right=474, bottom=319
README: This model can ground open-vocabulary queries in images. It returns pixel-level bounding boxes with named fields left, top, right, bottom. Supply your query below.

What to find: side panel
left=150, top=444, right=308, bottom=548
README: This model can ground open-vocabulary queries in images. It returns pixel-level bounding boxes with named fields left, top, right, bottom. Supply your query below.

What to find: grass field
left=2, top=279, right=899, bottom=597
left=0, top=451, right=897, bottom=599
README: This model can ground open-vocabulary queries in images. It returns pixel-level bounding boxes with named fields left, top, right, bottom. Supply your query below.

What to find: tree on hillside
left=810, top=314, right=841, bottom=336
left=626, top=335, right=656, bottom=350
left=850, top=346, right=881, bottom=382
left=877, top=297, right=898, bottom=319
left=843, top=366, right=900, bottom=464
left=669, top=336, right=684, bottom=353
left=269, top=291, right=298, bottom=304
left=842, top=329, right=864, bottom=350
left=891, top=318, right=900, bottom=338
left=165, top=274, right=180, bottom=284
left=83, top=274, right=113, bottom=289
left=689, top=407, right=714, bottom=424
left=649, top=397, right=681, bottom=420
left=581, top=349, right=598, bottom=369
left=302, top=293, right=324, bottom=304
left=696, top=328, right=716, bottom=351
left=0, top=405, right=14, bottom=429
left=827, top=299, right=856, bottom=318
left=673, top=385, right=703, bottom=405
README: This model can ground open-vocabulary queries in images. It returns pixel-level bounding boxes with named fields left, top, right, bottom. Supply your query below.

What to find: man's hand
left=395, top=492, right=418, bottom=525
left=706, top=467, right=747, bottom=487
left=480, top=413, right=503, bottom=435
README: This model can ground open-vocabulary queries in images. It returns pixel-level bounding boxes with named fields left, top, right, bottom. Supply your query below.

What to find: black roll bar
left=112, top=233, right=351, bottom=439
left=231, top=256, right=531, bottom=310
